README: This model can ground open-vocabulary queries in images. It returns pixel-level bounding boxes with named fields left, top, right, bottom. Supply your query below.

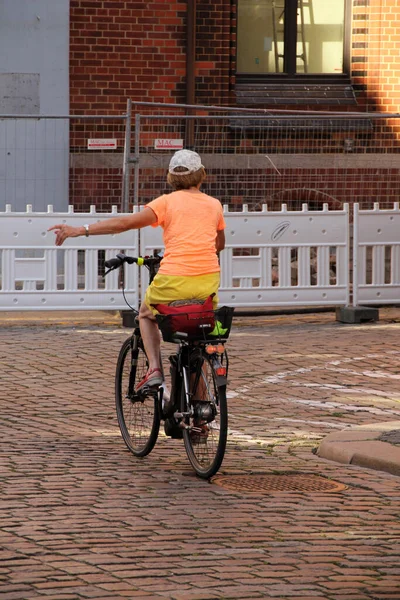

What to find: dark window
left=237, top=0, right=350, bottom=80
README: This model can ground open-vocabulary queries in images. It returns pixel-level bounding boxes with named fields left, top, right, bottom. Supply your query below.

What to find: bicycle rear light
left=206, top=345, right=217, bottom=354
left=206, top=343, right=225, bottom=355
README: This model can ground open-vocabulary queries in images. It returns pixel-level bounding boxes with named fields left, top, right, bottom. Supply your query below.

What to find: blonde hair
left=167, top=167, right=206, bottom=190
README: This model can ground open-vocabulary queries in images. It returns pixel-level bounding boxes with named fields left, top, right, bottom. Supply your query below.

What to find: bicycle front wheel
left=115, top=335, right=160, bottom=457
left=181, top=350, right=228, bottom=479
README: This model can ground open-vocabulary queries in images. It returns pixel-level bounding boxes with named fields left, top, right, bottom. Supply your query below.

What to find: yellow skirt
left=144, top=272, right=220, bottom=314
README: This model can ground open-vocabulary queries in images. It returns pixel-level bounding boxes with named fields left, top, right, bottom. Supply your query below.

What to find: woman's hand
left=48, top=224, right=83, bottom=247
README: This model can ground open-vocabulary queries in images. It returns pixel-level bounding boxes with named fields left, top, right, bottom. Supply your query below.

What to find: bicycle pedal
left=142, top=381, right=161, bottom=391
left=190, top=426, right=203, bottom=433
left=136, top=385, right=159, bottom=399
left=173, top=411, right=189, bottom=419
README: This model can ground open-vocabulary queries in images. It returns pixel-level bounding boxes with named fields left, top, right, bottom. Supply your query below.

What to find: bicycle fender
left=216, top=376, right=227, bottom=387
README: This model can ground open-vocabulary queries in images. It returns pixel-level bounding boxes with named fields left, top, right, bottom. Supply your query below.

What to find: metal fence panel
left=0, top=114, right=128, bottom=213
left=131, top=106, right=400, bottom=212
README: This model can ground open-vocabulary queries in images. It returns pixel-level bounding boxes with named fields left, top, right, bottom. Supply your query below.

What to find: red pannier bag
left=153, top=295, right=215, bottom=338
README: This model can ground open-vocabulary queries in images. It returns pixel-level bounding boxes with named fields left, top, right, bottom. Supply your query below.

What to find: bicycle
left=104, top=252, right=234, bottom=479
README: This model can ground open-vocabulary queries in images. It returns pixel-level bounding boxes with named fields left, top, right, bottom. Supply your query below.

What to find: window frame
left=236, top=0, right=352, bottom=84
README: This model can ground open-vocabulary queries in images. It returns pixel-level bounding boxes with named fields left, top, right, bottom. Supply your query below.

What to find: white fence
left=353, top=203, right=400, bottom=306
left=0, top=205, right=139, bottom=310
left=1, top=203, right=399, bottom=312
left=0, top=204, right=349, bottom=311
left=141, top=204, right=350, bottom=308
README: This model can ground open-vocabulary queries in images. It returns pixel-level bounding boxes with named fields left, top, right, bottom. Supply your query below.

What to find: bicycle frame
left=106, top=251, right=231, bottom=478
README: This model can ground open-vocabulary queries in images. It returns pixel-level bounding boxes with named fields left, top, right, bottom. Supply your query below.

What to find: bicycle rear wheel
left=115, top=335, right=160, bottom=457
left=181, top=350, right=228, bottom=479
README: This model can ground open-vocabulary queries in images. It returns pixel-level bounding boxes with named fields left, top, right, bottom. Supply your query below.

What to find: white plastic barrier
left=353, top=203, right=400, bottom=306
left=140, top=204, right=350, bottom=307
left=0, top=205, right=139, bottom=310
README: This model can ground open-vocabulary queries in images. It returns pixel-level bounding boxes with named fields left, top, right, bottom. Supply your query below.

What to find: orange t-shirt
left=146, top=189, right=226, bottom=276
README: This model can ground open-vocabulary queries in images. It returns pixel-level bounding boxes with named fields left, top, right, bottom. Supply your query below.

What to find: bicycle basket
left=156, top=306, right=234, bottom=343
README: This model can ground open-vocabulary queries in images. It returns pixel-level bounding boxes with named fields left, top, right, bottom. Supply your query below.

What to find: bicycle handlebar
left=104, top=252, right=162, bottom=275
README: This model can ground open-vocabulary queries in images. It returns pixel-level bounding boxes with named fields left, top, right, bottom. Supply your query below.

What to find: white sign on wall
left=87, top=138, right=117, bottom=150
left=154, top=138, right=184, bottom=150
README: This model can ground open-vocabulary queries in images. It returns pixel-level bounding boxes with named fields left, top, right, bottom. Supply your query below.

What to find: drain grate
left=211, top=472, right=347, bottom=494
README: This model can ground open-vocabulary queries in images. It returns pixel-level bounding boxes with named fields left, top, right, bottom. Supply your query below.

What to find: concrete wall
left=0, top=0, right=69, bottom=114
left=0, top=0, right=69, bottom=211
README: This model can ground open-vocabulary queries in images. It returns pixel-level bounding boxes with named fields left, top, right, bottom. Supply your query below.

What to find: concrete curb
left=317, top=421, right=400, bottom=477
left=0, top=310, right=122, bottom=328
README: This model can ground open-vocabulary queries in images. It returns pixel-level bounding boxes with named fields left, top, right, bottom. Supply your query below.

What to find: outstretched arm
left=48, top=208, right=157, bottom=246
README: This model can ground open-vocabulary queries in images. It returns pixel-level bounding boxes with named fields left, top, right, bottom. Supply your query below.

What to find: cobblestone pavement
left=1, top=309, right=400, bottom=600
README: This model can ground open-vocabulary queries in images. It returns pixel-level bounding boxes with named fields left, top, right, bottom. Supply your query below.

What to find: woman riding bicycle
left=49, top=149, right=226, bottom=391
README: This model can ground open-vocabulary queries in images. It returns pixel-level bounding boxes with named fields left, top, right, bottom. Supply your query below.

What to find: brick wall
left=70, top=1, right=400, bottom=114
left=352, top=0, right=400, bottom=112
left=194, top=1, right=232, bottom=105
left=69, top=167, right=123, bottom=212
left=70, top=0, right=187, bottom=113
left=69, top=1, right=400, bottom=211
left=70, top=0, right=233, bottom=114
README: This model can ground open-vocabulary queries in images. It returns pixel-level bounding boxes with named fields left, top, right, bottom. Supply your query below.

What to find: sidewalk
left=2, top=307, right=400, bottom=479
left=1, top=307, right=400, bottom=599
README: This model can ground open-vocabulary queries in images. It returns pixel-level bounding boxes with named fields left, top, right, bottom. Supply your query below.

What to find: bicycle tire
left=181, top=350, right=228, bottom=479
left=115, top=335, right=160, bottom=457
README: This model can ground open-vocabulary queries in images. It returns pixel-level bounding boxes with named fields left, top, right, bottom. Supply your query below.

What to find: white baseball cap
left=168, top=149, right=204, bottom=175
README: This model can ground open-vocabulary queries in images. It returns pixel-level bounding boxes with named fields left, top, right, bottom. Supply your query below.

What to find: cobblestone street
left=1, top=309, right=400, bottom=599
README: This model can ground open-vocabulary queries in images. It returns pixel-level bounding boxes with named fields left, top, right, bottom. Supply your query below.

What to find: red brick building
left=69, top=0, right=400, bottom=114
left=69, top=1, right=400, bottom=211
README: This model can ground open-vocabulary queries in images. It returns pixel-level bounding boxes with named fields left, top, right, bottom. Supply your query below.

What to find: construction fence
left=1, top=102, right=400, bottom=311
left=0, top=114, right=127, bottom=213
left=128, top=101, right=400, bottom=212
left=1, top=102, right=400, bottom=216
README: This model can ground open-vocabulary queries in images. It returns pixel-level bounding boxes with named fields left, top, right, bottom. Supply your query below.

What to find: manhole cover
left=211, top=472, right=347, bottom=494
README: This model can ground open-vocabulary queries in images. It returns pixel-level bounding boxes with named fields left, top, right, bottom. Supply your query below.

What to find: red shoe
left=135, top=368, right=163, bottom=392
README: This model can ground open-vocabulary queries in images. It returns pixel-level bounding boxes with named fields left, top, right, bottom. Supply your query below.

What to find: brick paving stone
left=1, top=310, right=400, bottom=599
left=202, top=590, right=265, bottom=600
left=117, top=593, right=161, bottom=599
left=0, top=585, right=33, bottom=594
left=33, top=580, right=89, bottom=589
left=98, top=581, right=146, bottom=591
left=164, top=594, right=224, bottom=600
left=30, top=597, right=83, bottom=600
left=77, top=573, right=121, bottom=584
left=0, top=594, right=42, bottom=600
left=313, top=597, right=370, bottom=600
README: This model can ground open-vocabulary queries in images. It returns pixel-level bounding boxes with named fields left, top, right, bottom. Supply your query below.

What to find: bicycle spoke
left=182, top=351, right=227, bottom=478
left=115, top=336, right=160, bottom=457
